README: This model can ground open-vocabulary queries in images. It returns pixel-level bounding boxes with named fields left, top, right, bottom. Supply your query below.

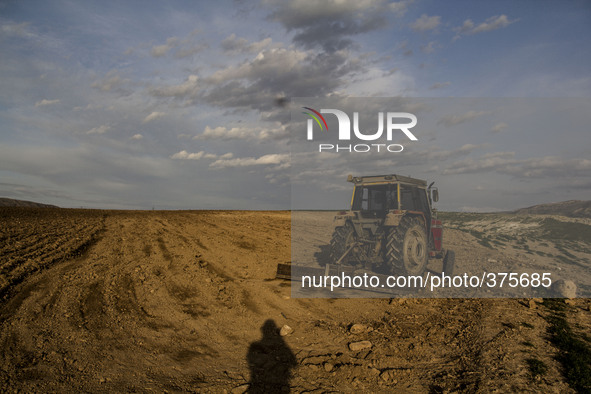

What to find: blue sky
left=0, top=0, right=590, bottom=210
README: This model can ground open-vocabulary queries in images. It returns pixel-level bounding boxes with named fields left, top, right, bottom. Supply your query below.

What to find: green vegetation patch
left=539, top=218, right=591, bottom=242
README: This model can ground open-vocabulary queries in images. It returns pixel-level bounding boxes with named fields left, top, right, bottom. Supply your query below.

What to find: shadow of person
left=247, top=319, right=296, bottom=393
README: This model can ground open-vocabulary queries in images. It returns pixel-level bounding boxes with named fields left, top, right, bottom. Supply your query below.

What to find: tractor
left=327, top=174, right=454, bottom=276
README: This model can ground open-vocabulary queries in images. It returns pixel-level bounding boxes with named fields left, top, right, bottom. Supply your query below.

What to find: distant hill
left=514, top=200, right=591, bottom=218
left=0, top=198, right=59, bottom=208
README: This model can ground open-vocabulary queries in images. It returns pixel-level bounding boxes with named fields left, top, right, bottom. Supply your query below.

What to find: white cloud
left=389, top=0, right=412, bottom=16
left=342, top=66, right=414, bottom=96
left=410, top=14, right=440, bottom=32
left=0, top=21, right=34, bottom=38
left=438, top=110, right=491, bottom=127
left=199, top=45, right=368, bottom=116
left=420, top=41, right=437, bottom=53
left=454, top=15, right=517, bottom=38
left=131, top=134, right=143, bottom=140
left=221, top=34, right=273, bottom=54
left=91, top=71, right=130, bottom=94
left=142, top=111, right=166, bottom=123
left=258, top=126, right=289, bottom=140
left=268, top=0, right=397, bottom=51
left=86, top=125, right=111, bottom=134
left=195, top=124, right=288, bottom=141
left=270, top=0, right=388, bottom=25
left=491, top=122, right=508, bottom=133
left=170, top=150, right=233, bottom=161
left=151, top=37, right=179, bottom=57
left=35, top=99, right=60, bottom=107
left=150, top=75, right=199, bottom=99
left=171, top=150, right=204, bottom=160
left=198, top=126, right=254, bottom=140
left=206, top=48, right=307, bottom=84
left=471, top=15, right=515, bottom=33
left=151, top=45, right=168, bottom=58
left=209, top=153, right=290, bottom=169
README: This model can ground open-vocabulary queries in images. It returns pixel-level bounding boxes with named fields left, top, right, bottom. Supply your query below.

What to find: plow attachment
left=275, top=262, right=357, bottom=281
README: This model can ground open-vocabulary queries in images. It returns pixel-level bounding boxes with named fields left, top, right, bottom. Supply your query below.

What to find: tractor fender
left=385, top=211, right=427, bottom=228
left=404, top=211, right=427, bottom=228
left=384, top=212, right=404, bottom=226
left=333, top=216, right=349, bottom=227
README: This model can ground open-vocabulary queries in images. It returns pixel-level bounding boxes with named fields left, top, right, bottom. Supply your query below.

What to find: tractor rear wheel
left=386, top=216, right=428, bottom=276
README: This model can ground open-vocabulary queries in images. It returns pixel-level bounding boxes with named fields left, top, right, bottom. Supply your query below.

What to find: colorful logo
left=303, top=107, right=418, bottom=153
left=302, top=107, right=328, bottom=132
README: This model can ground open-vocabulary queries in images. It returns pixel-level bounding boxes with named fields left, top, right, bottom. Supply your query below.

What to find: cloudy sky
left=0, top=0, right=590, bottom=210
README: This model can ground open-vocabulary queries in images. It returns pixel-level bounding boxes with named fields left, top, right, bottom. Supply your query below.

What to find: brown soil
left=0, top=208, right=587, bottom=392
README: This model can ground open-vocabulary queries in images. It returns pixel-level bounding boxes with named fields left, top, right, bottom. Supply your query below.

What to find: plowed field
left=0, top=208, right=588, bottom=392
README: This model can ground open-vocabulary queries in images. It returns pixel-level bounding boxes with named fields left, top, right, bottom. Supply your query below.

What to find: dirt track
left=0, top=208, right=586, bottom=392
